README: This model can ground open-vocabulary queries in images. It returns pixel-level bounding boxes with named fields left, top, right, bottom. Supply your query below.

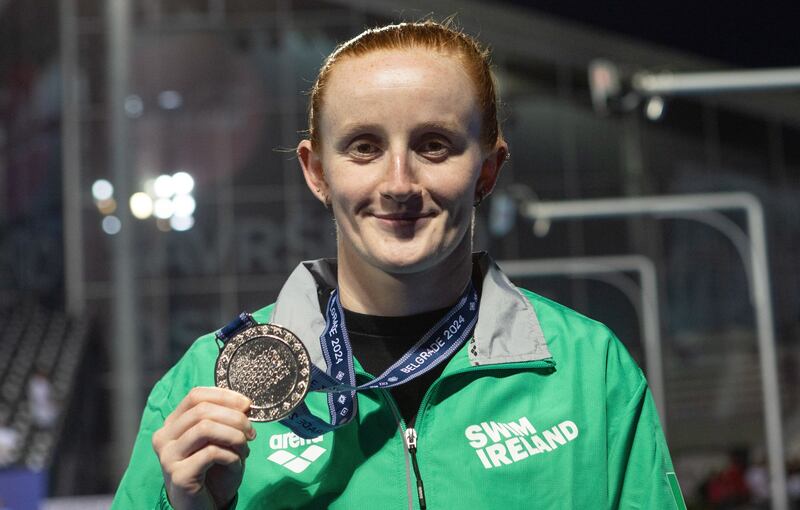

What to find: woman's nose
left=378, top=150, right=420, bottom=203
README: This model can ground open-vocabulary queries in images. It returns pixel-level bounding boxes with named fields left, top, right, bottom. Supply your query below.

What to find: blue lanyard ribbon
left=279, top=282, right=479, bottom=438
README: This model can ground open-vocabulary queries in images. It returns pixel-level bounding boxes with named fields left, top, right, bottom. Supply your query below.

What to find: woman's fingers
left=161, top=419, right=251, bottom=465
left=154, top=387, right=254, bottom=454
left=152, top=387, right=256, bottom=510
left=165, top=400, right=255, bottom=444
left=165, top=387, right=251, bottom=428
left=168, top=445, right=243, bottom=498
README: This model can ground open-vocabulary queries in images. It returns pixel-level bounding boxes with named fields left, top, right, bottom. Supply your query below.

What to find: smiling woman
left=298, top=46, right=506, bottom=315
left=112, top=20, right=684, bottom=510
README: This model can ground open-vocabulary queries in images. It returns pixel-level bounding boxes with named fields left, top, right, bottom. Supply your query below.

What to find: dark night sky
left=503, top=1, right=800, bottom=68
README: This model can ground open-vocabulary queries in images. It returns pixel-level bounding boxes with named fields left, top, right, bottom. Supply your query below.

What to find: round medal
left=215, top=323, right=311, bottom=422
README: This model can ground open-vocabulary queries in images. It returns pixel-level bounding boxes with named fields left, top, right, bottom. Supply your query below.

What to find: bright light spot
left=92, top=179, right=114, bottom=201
left=124, top=95, right=144, bottom=118
left=172, top=194, right=196, bottom=217
left=129, top=192, right=154, bottom=219
left=158, top=90, right=183, bottom=110
left=102, top=215, right=122, bottom=235
left=170, top=215, right=194, bottom=231
left=97, top=198, right=117, bottom=215
left=153, top=197, right=174, bottom=219
left=153, top=174, right=175, bottom=198
left=645, top=96, right=665, bottom=121
left=171, top=171, right=194, bottom=194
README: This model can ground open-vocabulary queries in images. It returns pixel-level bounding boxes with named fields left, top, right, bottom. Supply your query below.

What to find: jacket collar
left=269, top=252, right=551, bottom=372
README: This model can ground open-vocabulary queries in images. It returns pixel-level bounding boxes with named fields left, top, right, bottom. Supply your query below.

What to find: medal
left=215, top=323, right=311, bottom=422
left=213, top=281, right=478, bottom=437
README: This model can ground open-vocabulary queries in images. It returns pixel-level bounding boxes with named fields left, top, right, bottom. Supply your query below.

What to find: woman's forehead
left=320, top=49, right=480, bottom=134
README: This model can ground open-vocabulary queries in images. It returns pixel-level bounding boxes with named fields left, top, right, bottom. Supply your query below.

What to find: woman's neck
left=336, top=244, right=473, bottom=317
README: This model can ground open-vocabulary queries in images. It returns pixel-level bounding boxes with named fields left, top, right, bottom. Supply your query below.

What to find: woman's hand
left=152, top=387, right=256, bottom=510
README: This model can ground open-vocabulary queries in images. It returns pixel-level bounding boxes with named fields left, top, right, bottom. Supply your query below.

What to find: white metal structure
left=633, top=67, right=800, bottom=97
left=522, top=192, right=788, bottom=510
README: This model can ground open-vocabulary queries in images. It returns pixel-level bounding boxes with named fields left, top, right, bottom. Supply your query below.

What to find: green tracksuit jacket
left=112, top=254, right=686, bottom=509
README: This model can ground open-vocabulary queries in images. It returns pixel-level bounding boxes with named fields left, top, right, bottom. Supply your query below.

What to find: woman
left=113, top=21, right=683, bottom=509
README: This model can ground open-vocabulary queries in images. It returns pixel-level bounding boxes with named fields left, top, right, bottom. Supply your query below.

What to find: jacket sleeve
left=109, top=372, right=178, bottom=510
left=110, top=337, right=216, bottom=510
left=605, top=337, right=687, bottom=510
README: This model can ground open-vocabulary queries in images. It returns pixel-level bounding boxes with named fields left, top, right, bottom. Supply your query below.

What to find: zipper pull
left=404, top=428, right=426, bottom=509
left=404, top=428, right=418, bottom=452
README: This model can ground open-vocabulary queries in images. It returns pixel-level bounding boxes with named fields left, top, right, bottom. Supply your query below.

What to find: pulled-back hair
left=308, top=20, right=502, bottom=152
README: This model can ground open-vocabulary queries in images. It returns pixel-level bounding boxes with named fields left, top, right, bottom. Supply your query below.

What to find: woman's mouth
left=371, top=212, right=435, bottom=230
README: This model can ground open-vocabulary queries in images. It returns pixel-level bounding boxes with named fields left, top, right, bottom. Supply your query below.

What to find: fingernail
left=248, top=428, right=257, bottom=440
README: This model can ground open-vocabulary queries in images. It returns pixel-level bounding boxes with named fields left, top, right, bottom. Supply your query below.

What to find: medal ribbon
left=279, top=282, right=479, bottom=438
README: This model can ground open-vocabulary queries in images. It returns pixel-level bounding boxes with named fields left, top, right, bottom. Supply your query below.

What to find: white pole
left=522, top=192, right=788, bottom=510
left=632, top=68, right=800, bottom=96
left=745, top=198, right=788, bottom=510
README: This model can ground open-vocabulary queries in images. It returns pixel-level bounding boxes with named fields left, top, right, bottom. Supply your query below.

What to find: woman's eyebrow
left=335, top=123, right=385, bottom=143
left=412, top=121, right=464, bottom=138
left=333, top=121, right=466, bottom=145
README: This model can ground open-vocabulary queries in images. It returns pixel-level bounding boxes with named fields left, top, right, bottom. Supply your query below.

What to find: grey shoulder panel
left=270, top=260, right=337, bottom=373
left=470, top=254, right=551, bottom=365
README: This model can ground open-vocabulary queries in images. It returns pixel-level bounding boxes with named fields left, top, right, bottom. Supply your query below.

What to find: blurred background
left=0, top=0, right=798, bottom=508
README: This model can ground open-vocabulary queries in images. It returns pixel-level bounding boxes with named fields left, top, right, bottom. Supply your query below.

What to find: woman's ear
left=474, top=140, right=509, bottom=205
left=297, top=139, right=329, bottom=206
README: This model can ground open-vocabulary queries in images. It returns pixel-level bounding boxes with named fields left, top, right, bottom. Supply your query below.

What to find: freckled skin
left=298, top=49, right=506, bottom=315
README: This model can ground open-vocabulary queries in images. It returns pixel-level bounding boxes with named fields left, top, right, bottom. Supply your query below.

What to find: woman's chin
left=366, top=244, right=459, bottom=276
left=339, top=230, right=470, bottom=277
left=367, top=253, right=427, bottom=274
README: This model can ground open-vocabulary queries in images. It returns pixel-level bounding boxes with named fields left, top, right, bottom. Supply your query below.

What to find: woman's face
left=299, top=49, right=505, bottom=276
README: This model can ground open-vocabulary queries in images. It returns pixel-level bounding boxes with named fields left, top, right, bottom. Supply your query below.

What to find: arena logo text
left=267, top=432, right=326, bottom=474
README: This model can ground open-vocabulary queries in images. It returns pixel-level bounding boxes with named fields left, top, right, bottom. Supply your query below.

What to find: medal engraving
left=215, top=324, right=311, bottom=422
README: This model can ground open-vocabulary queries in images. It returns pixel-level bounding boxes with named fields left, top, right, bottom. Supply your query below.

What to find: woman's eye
left=419, top=139, right=450, bottom=158
left=348, top=141, right=380, bottom=159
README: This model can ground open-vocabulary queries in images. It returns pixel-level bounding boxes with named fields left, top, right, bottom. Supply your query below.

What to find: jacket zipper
left=358, top=357, right=555, bottom=510
left=381, top=391, right=426, bottom=510
left=404, top=428, right=426, bottom=510
left=355, top=370, right=419, bottom=509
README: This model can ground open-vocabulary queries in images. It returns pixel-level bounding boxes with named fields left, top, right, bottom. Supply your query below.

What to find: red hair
left=307, top=20, right=502, bottom=152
